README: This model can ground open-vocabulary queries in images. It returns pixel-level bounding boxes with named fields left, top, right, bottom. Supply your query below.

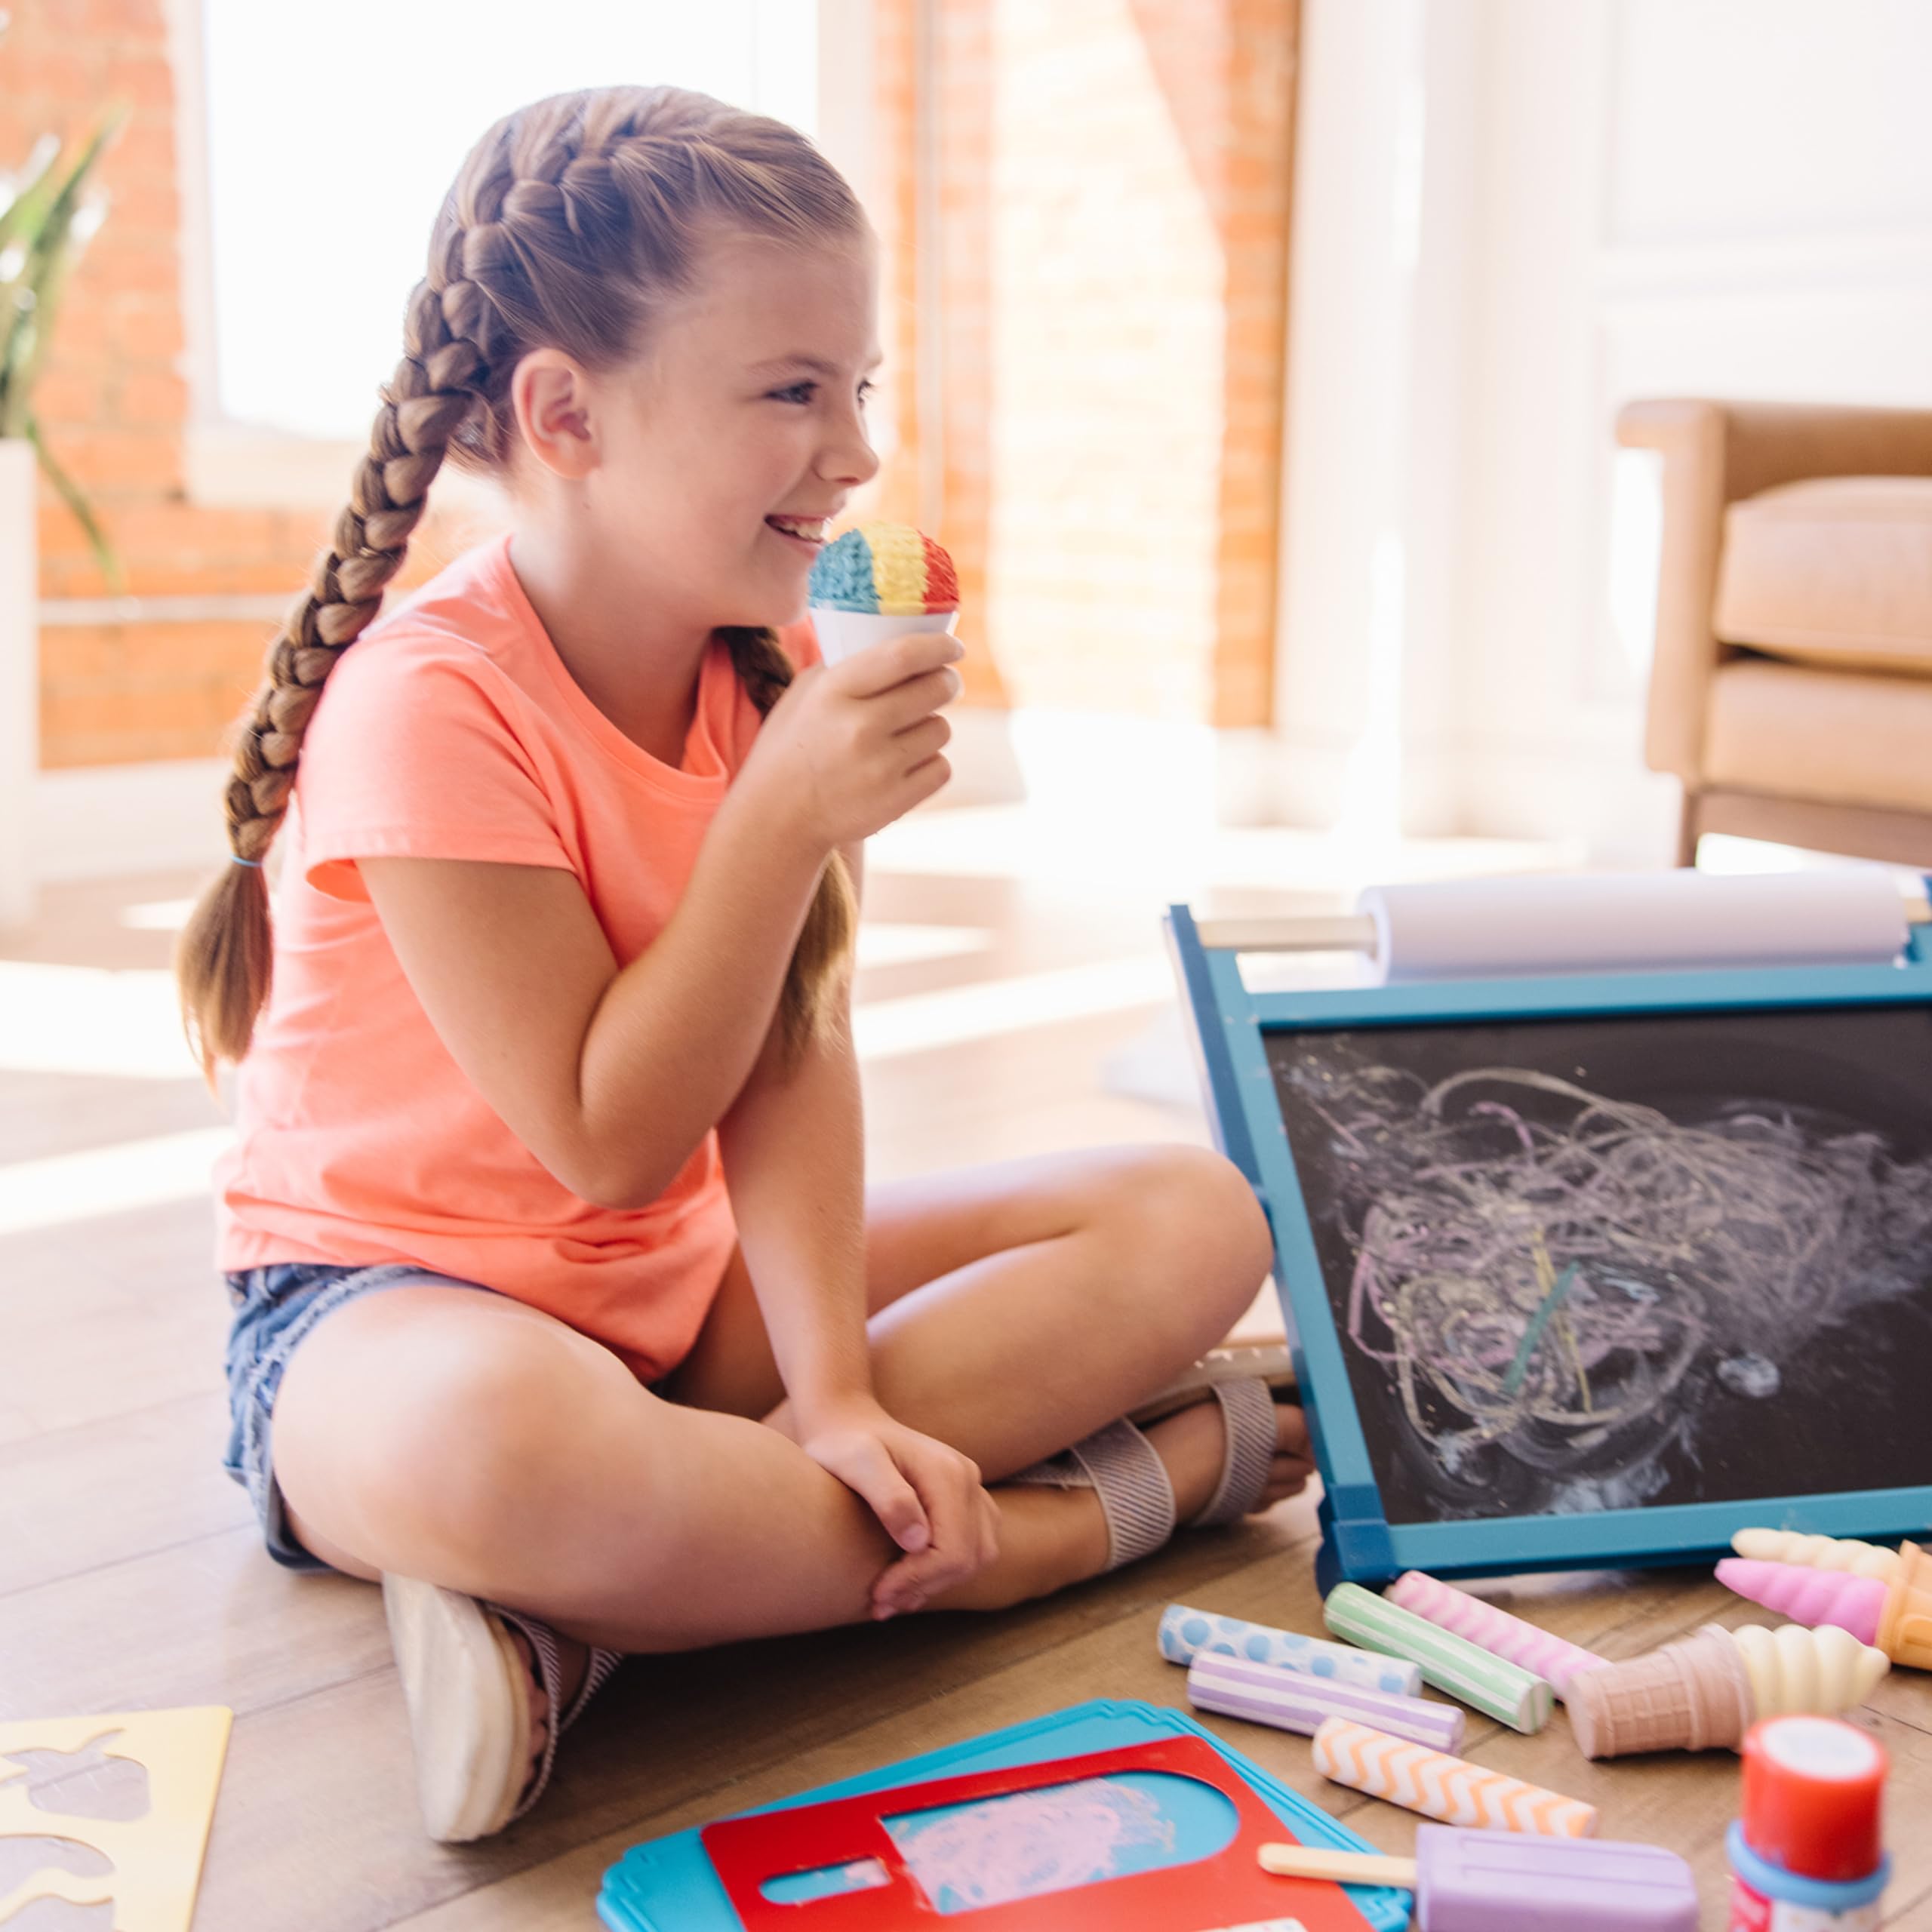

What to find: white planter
left=0, top=437, right=35, bottom=928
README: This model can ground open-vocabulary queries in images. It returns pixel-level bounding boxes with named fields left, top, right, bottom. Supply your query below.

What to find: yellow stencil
left=0, top=1707, right=231, bottom=1932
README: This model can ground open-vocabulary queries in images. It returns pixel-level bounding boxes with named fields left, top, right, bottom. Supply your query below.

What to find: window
left=199, top=0, right=820, bottom=442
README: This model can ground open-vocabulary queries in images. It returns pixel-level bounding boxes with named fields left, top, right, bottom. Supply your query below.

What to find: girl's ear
left=511, top=349, right=601, bottom=481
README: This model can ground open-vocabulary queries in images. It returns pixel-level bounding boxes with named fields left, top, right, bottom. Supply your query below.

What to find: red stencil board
left=701, top=1734, right=1376, bottom=1930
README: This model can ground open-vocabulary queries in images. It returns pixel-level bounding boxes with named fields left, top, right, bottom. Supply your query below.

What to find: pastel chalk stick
left=1158, top=1603, right=1423, bottom=1697
left=1188, top=1649, right=1466, bottom=1752
left=1323, top=1583, right=1554, bottom=1733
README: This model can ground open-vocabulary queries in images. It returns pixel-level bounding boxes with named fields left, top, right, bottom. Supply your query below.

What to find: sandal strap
left=1011, top=1418, right=1177, bottom=1571
left=1189, top=1377, right=1279, bottom=1527
left=565, top=1644, right=626, bottom=1732
left=484, top=1608, right=624, bottom=1825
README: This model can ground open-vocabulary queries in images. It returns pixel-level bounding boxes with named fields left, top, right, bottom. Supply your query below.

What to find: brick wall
left=12, top=0, right=1294, bottom=769
left=7, top=0, right=506, bottom=771
left=876, top=0, right=1298, bottom=728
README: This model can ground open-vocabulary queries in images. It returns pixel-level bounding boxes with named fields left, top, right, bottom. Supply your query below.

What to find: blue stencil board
left=597, top=1698, right=1411, bottom=1931
left=1166, top=902, right=1932, bottom=1589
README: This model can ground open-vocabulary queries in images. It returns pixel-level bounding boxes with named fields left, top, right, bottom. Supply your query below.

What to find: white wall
left=1275, top=0, right=1932, bottom=863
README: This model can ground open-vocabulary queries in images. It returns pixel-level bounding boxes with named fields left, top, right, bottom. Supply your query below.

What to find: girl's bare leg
left=269, top=1143, right=1286, bottom=1668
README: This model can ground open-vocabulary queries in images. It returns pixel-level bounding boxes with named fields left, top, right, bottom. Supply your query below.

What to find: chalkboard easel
left=1166, top=903, right=1932, bottom=1590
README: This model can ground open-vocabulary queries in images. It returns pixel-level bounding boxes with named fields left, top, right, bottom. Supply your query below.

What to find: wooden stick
left=1257, top=1842, right=1418, bottom=1886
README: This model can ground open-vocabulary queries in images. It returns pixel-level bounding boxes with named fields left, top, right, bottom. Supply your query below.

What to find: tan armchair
left=1617, top=399, right=1932, bottom=866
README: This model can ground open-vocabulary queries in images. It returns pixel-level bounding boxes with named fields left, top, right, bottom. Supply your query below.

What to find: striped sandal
left=380, top=1573, right=624, bottom=1842
left=1010, top=1371, right=1289, bottom=1571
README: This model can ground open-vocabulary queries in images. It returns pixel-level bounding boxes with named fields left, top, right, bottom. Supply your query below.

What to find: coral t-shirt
left=216, top=531, right=821, bottom=1380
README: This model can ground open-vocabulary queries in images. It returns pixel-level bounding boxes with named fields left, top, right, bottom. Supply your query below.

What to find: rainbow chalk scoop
left=808, top=521, right=959, bottom=663
left=1717, top=1539, right=1932, bottom=1669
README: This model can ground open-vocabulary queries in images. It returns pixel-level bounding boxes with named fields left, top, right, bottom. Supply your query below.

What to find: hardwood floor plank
left=0, top=1391, right=251, bottom=1595
left=192, top=1509, right=1322, bottom=1932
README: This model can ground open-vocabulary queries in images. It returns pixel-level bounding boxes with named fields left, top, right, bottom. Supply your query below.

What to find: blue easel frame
left=1165, top=903, right=1932, bottom=1591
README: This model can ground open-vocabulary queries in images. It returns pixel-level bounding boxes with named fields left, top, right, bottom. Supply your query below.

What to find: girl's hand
left=797, top=1396, right=999, bottom=1618
left=738, top=632, right=964, bottom=855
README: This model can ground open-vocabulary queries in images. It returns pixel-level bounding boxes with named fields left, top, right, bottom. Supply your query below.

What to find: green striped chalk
left=1322, top=1582, right=1554, bottom=1734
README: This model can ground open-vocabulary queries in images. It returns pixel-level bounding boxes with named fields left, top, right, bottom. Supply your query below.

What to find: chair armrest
left=1612, top=399, right=1932, bottom=784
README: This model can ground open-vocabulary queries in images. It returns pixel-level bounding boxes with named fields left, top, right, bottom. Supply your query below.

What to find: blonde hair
left=177, top=87, right=865, bottom=1081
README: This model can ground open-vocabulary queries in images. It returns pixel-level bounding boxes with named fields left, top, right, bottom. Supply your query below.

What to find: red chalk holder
left=703, top=1734, right=1377, bottom=1930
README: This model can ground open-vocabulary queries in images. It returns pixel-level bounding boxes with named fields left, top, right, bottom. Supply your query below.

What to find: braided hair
left=177, top=88, right=865, bottom=1079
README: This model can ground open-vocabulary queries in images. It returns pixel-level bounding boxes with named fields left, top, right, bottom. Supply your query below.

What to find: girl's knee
left=283, top=1303, right=637, bottom=1574
left=1112, top=1145, right=1268, bottom=1263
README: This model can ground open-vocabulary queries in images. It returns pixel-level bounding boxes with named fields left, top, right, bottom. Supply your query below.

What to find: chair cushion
left=1715, top=476, right=1932, bottom=673
left=1704, top=657, right=1932, bottom=814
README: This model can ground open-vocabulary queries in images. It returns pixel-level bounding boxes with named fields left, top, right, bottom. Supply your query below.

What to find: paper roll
left=1357, top=871, right=1909, bottom=985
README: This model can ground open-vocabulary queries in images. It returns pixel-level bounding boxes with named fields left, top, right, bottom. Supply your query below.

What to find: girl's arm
left=361, top=783, right=823, bottom=1211
left=358, top=634, right=961, bottom=1212
left=716, top=844, right=998, bottom=1618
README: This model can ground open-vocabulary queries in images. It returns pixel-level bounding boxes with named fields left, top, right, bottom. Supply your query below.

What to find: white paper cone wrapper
left=1357, top=869, right=1909, bottom=984
left=808, top=605, right=957, bottom=664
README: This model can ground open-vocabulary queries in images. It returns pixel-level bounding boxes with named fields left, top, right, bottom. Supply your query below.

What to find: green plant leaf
left=26, top=411, right=122, bottom=592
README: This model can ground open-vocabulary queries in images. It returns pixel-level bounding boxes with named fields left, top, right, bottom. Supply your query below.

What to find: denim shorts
left=223, top=1260, right=500, bottom=1574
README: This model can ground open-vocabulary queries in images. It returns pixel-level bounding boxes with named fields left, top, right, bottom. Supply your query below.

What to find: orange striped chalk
left=1310, top=1717, right=1597, bottom=1838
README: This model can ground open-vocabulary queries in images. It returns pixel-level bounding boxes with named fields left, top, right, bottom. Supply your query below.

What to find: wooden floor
left=3, top=833, right=1929, bottom=1930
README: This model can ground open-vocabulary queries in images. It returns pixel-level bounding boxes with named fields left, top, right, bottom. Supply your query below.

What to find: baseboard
left=32, top=758, right=231, bottom=882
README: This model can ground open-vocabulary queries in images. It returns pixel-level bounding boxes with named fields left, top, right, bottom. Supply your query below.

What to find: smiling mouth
left=766, top=515, right=830, bottom=549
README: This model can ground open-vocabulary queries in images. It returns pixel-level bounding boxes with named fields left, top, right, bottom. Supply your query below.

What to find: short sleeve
left=295, top=639, right=571, bottom=902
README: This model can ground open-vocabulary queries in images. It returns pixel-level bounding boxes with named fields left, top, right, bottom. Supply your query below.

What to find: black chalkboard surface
left=1266, top=1004, right=1932, bottom=1529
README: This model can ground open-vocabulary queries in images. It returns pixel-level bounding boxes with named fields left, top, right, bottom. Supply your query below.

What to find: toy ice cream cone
left=1567, top=1631, right=1754, bottom=1759
left=1724, top=1622, right=1890, bottom=1719
left=808, top=522, right=959, bottom=664
left=1718, top=1540, right=1932, bottom=1669
left=1731, top=1529, right=1904, bottom=1583
left=1571, top=1620, right=1894, bottom=1758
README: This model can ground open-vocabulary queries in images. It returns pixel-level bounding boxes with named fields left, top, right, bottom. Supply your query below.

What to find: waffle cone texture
left=1567, top=1622, right=1890, bottom=1758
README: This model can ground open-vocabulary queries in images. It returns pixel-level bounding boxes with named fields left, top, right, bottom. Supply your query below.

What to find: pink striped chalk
left=1385, top=1571, right=1607, bottom=1698
left=1188, top=1649, right=1466, bottom=1753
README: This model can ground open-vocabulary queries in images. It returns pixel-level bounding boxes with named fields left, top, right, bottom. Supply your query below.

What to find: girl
left=178, top=85, right=1312, bottom=1844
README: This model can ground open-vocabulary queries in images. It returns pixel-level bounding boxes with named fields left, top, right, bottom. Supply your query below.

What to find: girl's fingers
left=829, top=1436, right=931, bottom=1553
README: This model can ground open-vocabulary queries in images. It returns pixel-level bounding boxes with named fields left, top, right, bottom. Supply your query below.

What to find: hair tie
left=230, top=855, right=264, bottom=869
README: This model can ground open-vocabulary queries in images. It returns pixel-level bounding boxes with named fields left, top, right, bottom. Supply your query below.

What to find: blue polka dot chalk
left=1158, top=1603, right=1423, bottom=1698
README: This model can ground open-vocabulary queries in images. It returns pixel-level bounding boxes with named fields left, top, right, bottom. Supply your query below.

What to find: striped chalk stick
left=1384, top=1571, right=1608, bottom=1698
left=1323, top=1583, right=1554, bottom=1733
left=1312, top=1717, right=1598, bottom=1838
left=1188, top=1649, right=1466, bottom=1752
left=1158, top=1604, right=1423, bottom=1698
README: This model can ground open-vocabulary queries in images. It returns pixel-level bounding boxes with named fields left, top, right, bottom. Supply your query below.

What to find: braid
left=176, top=240, right=501, bottom=1077
left=721, top=628, right=858, bottom=1058
left=177, top=85, right=869, bottom=1080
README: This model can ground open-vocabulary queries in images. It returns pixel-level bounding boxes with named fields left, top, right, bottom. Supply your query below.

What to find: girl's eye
left=772, top=380, right=878, bottom=406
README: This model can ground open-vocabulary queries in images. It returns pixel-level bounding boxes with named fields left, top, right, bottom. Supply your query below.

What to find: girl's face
left=580, top=229, right=884, bottom=631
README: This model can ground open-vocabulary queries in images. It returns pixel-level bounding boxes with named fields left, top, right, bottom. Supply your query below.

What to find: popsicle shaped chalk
left=1384, top=1571, right=1607, bottom=1698
left=1312, top=1719, right=1596, bottom=1838
left=1323, top=1583, right=1553, bottom=1732
left=1188, top=1651, right=1466, bottom=1753
left=1159, top=1604, right=1423, bottom=1697
left=1260, top=1826, right=1697, bottom=1930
